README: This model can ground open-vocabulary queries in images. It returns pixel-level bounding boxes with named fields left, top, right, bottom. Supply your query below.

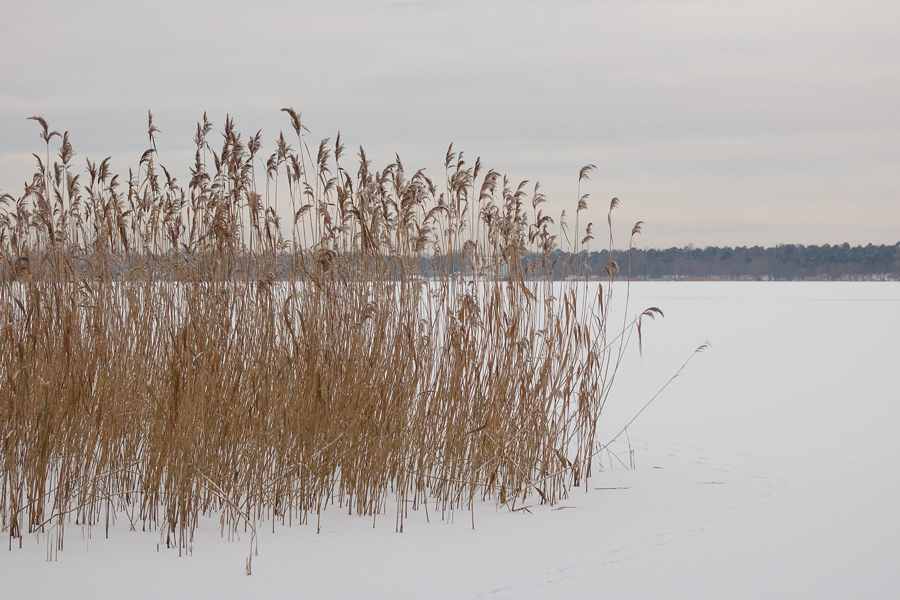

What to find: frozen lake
left=3, top=282, right=898, bottom=599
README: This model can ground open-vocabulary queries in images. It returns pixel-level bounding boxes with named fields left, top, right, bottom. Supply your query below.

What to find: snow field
left=3, top=282, right=898, bottom=599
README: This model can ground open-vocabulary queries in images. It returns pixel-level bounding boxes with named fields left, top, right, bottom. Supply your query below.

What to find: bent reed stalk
left=0, top=111, right=659, bottom=554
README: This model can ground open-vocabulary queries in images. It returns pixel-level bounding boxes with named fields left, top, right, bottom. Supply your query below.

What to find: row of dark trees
left=555, top=242, right=900, bottom=281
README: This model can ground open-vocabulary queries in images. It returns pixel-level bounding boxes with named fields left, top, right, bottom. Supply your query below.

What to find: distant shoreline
left=553, top=243, right=900, bottom=281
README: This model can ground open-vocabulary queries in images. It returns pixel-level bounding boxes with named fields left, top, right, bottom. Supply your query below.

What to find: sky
left=1, top=0, right=898, bottom=249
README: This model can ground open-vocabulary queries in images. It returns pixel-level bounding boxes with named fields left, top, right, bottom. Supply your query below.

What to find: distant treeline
left=555, top=243, right=900, bottom=281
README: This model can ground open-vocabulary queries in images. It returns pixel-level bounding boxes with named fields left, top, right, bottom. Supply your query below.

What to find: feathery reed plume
left=0, top=112, right=664, bottom=564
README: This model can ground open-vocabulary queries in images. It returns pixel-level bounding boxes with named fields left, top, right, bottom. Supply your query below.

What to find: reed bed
left=0, top=112, right=658, bottom=562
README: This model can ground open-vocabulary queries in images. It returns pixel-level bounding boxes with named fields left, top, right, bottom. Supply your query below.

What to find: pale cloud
left=2, top=0, right=898, bottom=247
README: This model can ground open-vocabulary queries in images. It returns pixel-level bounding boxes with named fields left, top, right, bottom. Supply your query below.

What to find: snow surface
left=3, top=282, right=899, bottom=599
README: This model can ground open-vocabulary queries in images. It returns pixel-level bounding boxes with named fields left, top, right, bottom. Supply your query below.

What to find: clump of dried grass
left=0, top=111, right=660, bottom=562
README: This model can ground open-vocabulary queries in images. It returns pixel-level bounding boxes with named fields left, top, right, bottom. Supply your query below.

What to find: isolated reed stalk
left=0, top=111, right=661, bottom=557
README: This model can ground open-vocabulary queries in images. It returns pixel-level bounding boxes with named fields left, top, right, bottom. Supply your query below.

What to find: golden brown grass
left=0, top=111, right=659, bottom=566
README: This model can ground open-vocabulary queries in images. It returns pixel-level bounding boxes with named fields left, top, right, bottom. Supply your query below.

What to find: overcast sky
left=2, top=0, right=897, bottom=248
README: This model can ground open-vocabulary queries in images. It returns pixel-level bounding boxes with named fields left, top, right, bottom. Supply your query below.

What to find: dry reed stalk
left=0, top=111, right=662, bottom=559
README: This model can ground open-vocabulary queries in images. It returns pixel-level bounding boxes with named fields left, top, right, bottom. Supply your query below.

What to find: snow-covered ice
left=3, top=282, right=898, bottom=599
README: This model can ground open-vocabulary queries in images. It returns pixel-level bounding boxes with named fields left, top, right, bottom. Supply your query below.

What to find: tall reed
left=0, top=111, right=658, bottom=557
